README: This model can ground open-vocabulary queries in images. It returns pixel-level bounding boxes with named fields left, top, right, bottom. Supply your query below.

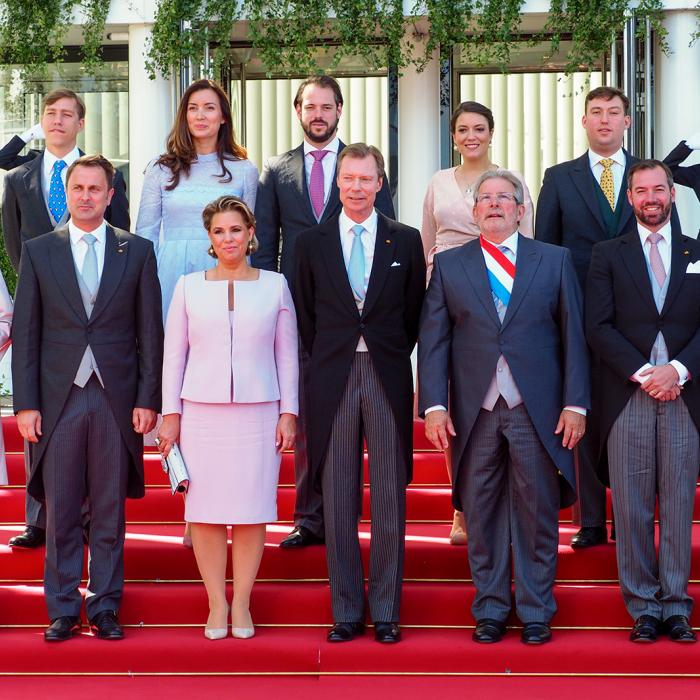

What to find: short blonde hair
left=202, top=196, right=258, bottom=254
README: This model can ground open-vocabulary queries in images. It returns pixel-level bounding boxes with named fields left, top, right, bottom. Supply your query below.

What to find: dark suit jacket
left=11, top=225, right=163, bottom=500
left=252, top=141, right=395, bottom=288
left=294, top=212, right=425, bottom=485
left=664, top=141, right=700, bottom=200
left=585, top=225, right=700, bottom=484
left=418, top=236, right=590, bottom=509
left=1, top=145, right=130, bottom=270
left=0, top=135, right=38, bottom=170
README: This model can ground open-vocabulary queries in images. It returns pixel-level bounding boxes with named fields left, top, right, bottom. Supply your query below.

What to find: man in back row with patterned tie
left=419, top=170, right=590, bottom=645
left=1, top=88, right=130, bottom=550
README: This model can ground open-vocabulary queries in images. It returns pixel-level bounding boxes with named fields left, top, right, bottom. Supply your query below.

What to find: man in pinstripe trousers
left=295, top=143, right=425, bottom=643
left=587, top=160, right=700, bottom=643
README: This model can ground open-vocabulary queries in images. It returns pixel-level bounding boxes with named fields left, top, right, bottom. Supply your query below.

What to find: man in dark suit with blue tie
left=1, top=88, right=130, bottom=550
left=419, top=170, right=590, bottom=644
left=253, top=76, right=395, bottom=549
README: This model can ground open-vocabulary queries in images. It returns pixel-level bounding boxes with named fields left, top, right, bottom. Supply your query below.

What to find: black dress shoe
left=521, top=622, right=552, bottom=645
left=472, top=618, right=507, bottom=643
left=44, top=616, right=81, bottom=642
left=90, top=610, right=124, bottom=640
left=570, top=526, right=607, bottom=549
left=374, top=622, right=401, bottom=643
left=327, top=621, right=364, bottom=642
left=663, top=615, right=697, bottom=643
left=8, top=526, right=45, bottom=548
left=630, top=614, right=661, bottom=643
left=279, top=526, right=324, bottom=549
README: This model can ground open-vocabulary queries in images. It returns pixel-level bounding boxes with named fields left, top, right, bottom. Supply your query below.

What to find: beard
left=635, top=200, right=672, bottom=229
left=301, top=116, right=339, bottom=145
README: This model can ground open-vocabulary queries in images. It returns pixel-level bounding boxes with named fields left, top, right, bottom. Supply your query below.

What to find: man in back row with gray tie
left=1, top=88, right=130, bottom=550
left=253, top=76, right=395, bottom=549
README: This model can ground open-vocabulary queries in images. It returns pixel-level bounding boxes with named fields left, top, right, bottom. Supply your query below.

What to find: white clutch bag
left=154, top=439, right=190, bottom=494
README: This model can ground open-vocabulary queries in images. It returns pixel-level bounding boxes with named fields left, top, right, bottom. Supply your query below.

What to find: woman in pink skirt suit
left=158, top=196, right=298, bottom=640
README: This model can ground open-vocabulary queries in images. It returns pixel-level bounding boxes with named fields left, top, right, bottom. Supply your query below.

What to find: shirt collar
left=304, top=135, right=340, bottom=157
left=637, top=220, right=672, bottom=247
left=44, top=145, right=81, bottom=173
left=339, top=208, right=377, bottom=237
left=588, top=146, right=625, bottom=169
left=69, top=220, right=107, bottom=246
left=482, top=230, right=520, bottom=256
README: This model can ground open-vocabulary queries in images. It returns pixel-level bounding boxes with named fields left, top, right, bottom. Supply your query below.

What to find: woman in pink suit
left=158, top=196, right=298, bottom=640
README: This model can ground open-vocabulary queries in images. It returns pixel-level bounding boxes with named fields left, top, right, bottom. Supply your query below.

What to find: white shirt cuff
left=685, top=133, right=700, bottom=150
left=563, top=406, right=587, bottom=416
left=20, top=123, right=44, bottom=143
left=632, top=363, right=653, bottom=384
left=669, top=360, right=689, bottom=385
left=425, top=405, right=447, bottom=415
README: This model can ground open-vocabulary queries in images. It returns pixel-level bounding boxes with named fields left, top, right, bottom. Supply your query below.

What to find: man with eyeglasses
left=418, top=169, right=589, bottom=645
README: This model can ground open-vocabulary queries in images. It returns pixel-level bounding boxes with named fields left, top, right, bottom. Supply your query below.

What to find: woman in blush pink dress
left=158, top=196, right=298, bottom=640
left=421, top=102, right=534, bottom=545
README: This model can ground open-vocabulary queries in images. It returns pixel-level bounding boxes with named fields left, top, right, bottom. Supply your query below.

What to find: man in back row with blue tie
left=2, top=88, right=130, bottom=550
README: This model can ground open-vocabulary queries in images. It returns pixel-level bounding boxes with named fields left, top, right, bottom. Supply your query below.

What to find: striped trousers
left=608, top=388, right=698, bottom=621
left=322, top=353, right=407, bottom=624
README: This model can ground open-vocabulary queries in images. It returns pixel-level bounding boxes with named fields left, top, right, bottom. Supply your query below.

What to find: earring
left=208, top=245, right=217, bottom=259
left=246, top=240, right=254, bottom=254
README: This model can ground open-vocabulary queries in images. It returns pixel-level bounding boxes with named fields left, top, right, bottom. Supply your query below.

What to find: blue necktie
left=348, top=224, right=366, bottom=301
left=81, top=234, right=99, bottom=297
left=48, top=160, right=67, bottom=222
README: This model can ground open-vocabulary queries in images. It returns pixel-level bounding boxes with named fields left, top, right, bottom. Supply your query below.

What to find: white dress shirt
left=68, top=219, right=107, bottom=282
left=339, top=208, right=377, bottom=352
left=304, top=136, right=340, bottom=208
left=631, top=221, right=689, bottom=385
left=43, top=145, right=81, bottom=199
left=588, top=147, right=626, bottom=207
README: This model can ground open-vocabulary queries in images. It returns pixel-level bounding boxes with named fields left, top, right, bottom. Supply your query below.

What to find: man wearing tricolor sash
left=418, top=169, right=590, bottom=645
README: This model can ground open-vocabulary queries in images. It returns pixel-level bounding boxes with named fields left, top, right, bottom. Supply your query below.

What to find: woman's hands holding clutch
left=157, top=414, right=181, bottom=458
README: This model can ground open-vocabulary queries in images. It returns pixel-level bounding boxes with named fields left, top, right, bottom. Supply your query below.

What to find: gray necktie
left=81, top=234, right=98, bottom=296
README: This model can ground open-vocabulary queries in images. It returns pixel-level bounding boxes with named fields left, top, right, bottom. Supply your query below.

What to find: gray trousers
left=322, top=353, right=406, bottom=624
left=576, top=432, right=608, bottom=527
left=457, top=398, right=561, bottom=624
left=608, top=388, right=698, bottom=621
left=24, top=441, right=45, bottom=528
left=42, top=376, right=130, bottom=621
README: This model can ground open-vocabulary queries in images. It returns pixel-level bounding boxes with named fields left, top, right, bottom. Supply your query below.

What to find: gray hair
left=473, top=169, right=524, bottom=205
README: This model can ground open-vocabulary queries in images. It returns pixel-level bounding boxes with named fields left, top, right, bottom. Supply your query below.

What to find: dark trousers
left=42, top=376, right=130, bottom=621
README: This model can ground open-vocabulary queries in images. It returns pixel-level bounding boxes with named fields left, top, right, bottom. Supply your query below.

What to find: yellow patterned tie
left=600, top=158, right=616, bottom=210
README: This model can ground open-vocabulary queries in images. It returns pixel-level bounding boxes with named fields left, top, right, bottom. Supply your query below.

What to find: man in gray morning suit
left=1, top=88, right=130, bottom=550
left=586, top=160, right=700, bottom=644
left=252, top=75, right=395, bottom=549
left=295, top=144, right=425, bottom=643
left=11, top=155, right=163, bottom=642
left=419, top=170, right=590, bottom=645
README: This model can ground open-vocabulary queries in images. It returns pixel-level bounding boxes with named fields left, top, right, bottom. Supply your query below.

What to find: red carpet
left=1, top=415, right=699, bottom=696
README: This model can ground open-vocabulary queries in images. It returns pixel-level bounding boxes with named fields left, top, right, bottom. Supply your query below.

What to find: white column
left=655, top=10, right=700, bottom=236
left=128, top=23, right=173, bottom=219
left=397, top=51, right=440, bottom=228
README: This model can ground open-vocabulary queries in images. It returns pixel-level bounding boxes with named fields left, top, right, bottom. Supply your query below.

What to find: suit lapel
left=661, top=225, right=692, bottom=316
left=569, top=152, right=606, bottom=235
left=620, top=232, right=658, bottom=315
left=458, top=240, right=501, bottom=330
left=616, top=152, right=635, bottom=234
left=49, top=227, right=87, bottom=324
left=501, top=235, right=541, bottom=331
left=90, top=226, right=128, bottom=322
left=320, top=139, right=345, bottom=223
left=289, top=145, right=316, bottom=224
left=362, top=214, right=397, bottom=318
left=318, top=218, right=360, bottom=317
left=23, top=154, right=53, bottom=231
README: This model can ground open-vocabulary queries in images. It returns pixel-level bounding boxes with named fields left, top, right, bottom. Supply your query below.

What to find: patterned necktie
left=480, top=236, right=515, bottom=307
left=48, top=159, right=67, bottom=222
left=647, top=232, right=667, bottom=288
left=600, top=158, right=616, bottom=210
left=309, top=149, right=329, bottom=220
left=81, top=233, right=99, bottom=297
left=347, top=224, right=366, bottom=302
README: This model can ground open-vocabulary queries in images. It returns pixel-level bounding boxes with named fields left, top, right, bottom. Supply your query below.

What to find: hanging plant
left=81, top=0, right=112, bottom=73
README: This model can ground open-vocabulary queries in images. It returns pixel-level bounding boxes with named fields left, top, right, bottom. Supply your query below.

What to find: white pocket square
left=686, top=261, right=700, bottom=274
left=390, top=261, right=401, bottom=267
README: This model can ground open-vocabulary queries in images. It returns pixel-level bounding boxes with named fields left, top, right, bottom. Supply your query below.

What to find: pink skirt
left=179, top=400, right=280, bottom=524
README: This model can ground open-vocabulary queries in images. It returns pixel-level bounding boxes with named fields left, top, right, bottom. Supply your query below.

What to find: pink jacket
left=162, top=269, right=299, bottom=415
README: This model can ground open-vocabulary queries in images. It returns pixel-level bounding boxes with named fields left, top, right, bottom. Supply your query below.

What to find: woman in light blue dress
left=136, top=79, right=258, bottom=318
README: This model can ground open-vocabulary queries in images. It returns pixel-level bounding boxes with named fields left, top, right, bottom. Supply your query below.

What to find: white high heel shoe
left=232, top=608, right=255, bottom=639
left=204, top=606, right=229, bottom=640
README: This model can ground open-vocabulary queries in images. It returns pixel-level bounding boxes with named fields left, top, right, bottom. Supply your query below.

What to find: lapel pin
left=385, top=239, right=391, bottom=244
left=684, top=250, right=690, bottom=255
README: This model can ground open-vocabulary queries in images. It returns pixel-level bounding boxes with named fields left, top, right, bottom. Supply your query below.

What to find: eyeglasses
left=475, top=193, right=519, bottom=204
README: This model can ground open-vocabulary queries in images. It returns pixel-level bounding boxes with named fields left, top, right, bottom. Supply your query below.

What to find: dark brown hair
left=585, top=86, right=630, bottom=116
left=157, top=79, right=247, bottom=191
left=43, top=88, right=86, bottom=121
left=202, top=196, right=258, bottom=255
left=450, top=101, right=494, bottom=134
left=66, top=154, right=115, bottom=189
left=337, top=143, right=385, bottom=178
left=627, top=159, right=674, bottom=190
left=293, top=76, right=344, bottom=108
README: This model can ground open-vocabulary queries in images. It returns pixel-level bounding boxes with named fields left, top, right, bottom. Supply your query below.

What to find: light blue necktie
left=48, top=160, right=67, bottom=222
left=347, top=224, right=366, bottom=301
left=81, top=234, right=99, bottom=297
